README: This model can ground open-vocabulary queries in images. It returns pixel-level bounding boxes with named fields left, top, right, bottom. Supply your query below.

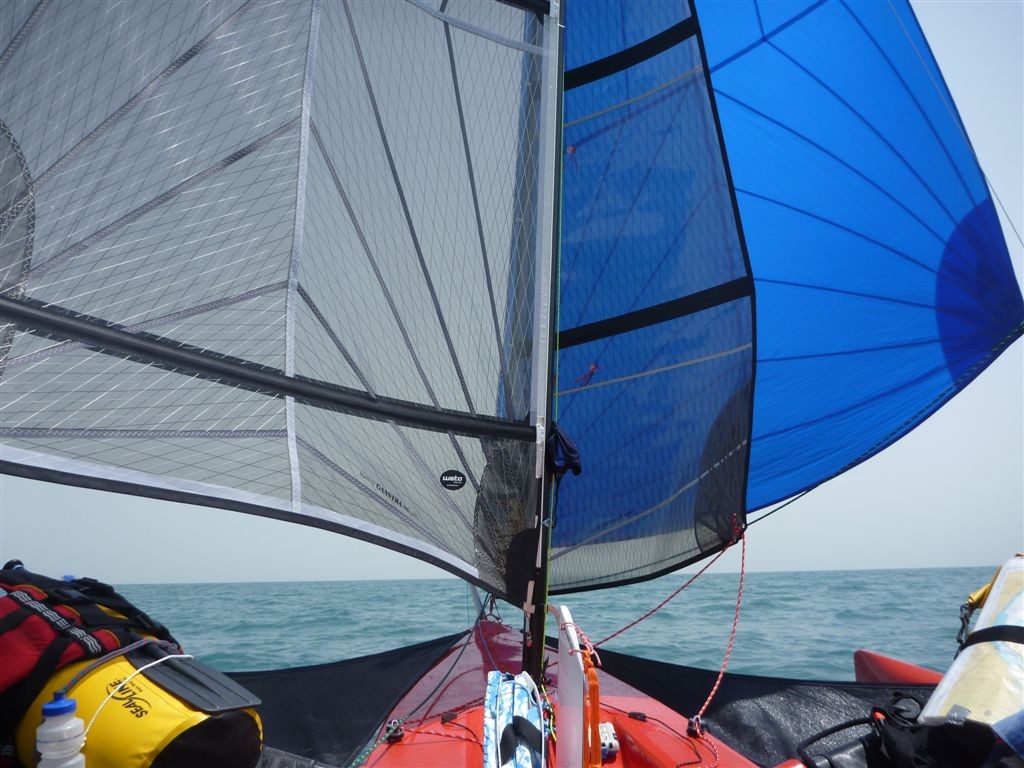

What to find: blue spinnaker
left=551, top=0, right=1023, bottom=592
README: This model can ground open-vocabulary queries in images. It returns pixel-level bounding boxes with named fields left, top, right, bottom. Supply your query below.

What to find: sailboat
left=1, top=0, right=1021, bottom=767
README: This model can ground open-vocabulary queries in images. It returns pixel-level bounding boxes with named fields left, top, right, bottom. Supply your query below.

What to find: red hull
left=366, top=621, right=756, bottom=767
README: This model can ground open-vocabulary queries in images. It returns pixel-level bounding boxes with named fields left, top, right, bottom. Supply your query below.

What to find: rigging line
left=28, top=118, right=299, bottom=280
left=564, top=65, right=703, bottom=129
left=2, top=281, right=289, bottom=371
left=404, top=0, right=543, bottom=55
left=594, top=538, right=732, bottom=646
left=694, top=529, right=745, bottom=723
left=441, top=12, right=514, bottom=412
left=569, top=73, right=694, bottom=329
left=550, top=440, right=747, bottom=562
left=766, top=41, right=963, bottom=232
left=715, top=92, right=989, bottom=288
left=887, top=0, right=1024, bottom=250
left=0, top=0, right=50, bottom=72
left=840, top=0, right=977, bottom=211
left=746, top=489, right=811, bottom=526
left=343, top=0, right=477, bottom=416
left=557, top=343, right=751, bottom=396
left=346, top=627, right=478, bottom=768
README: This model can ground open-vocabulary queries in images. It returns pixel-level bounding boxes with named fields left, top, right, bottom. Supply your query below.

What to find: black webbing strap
left=5, top=590, right=103, bottom=655
left=961, top=625, right=1024, bottom=650
left=0, top=634, right=77, bottom=736
left=0, top=603, right=33, bottom=635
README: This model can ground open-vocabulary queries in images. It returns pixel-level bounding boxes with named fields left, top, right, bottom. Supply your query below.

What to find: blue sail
left=699, top=0, right=1023, bottom=510
left=551, top=0, right=1023, bottom=592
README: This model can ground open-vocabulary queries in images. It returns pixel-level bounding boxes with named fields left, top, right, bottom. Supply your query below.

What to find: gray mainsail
left=0, top=0, right=560, bottom=596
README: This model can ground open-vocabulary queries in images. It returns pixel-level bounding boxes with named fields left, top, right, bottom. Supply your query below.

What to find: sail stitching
left=296, top=283, right=480, bottom=511
left=718, top=92, right=998, bottom=292
left=883, top=0, right=1023, bottom=248
left=404, top=0, right=543, bottom=55
left=342, top=0, right=478, bottom=416
left=441, top=12, right=515, bottom=414
left=306, top=121, right=485, bottom=488
left=568, top=69, right=696, bottom=328
left=295, top=436, right=458, bottom=546
left=29, top=1, right=256, bottom=196
left=28, top=118, right=300, bottom=280
left=0, top=0, right=51, bottom=73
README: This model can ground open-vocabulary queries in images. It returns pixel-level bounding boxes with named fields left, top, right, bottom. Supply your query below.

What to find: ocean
left=117, top=565, right=991, bottom=680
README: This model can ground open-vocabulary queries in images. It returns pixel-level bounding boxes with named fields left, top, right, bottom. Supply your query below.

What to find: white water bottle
left=36, top=692, right=85, bottom=768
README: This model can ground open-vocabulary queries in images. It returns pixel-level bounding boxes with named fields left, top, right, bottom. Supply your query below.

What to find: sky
left=0, top=1, right=1021, bottom=584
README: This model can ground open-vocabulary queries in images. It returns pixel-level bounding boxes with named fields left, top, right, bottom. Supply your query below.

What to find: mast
left=523, top=0, right=564, bottom=682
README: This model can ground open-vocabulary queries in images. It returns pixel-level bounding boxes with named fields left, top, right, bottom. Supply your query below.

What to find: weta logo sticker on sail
left=440, top=470, right=466, bottom=491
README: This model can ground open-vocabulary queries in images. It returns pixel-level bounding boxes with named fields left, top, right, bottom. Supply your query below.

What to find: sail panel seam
left=560, top=277, right=752, bottom=349
left=0, top=296, right=534, bottom=441
left=343, top=0, right=477, bottom=416
left=0, top=0, right=50, bottom=73
left=28, top=118, right=300, bottom=281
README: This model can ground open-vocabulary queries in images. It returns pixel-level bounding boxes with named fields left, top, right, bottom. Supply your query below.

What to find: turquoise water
left=118, top=566, right=991, bottom=680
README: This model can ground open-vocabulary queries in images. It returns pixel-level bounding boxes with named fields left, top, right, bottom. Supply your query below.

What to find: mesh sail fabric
left=0, top=0, right=548, bottom=596
left=551, top=3, right=754, bottom=592
left=697, top=0, right=1024, bottom=510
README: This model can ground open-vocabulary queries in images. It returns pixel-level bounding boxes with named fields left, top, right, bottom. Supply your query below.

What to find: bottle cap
left=42, top=691, right=77, bottom=717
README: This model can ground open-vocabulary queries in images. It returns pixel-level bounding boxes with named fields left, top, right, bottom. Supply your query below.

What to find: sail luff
left=524, top=0, right=564, bottom=681
left=286, top=0, right=321, bottom=514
